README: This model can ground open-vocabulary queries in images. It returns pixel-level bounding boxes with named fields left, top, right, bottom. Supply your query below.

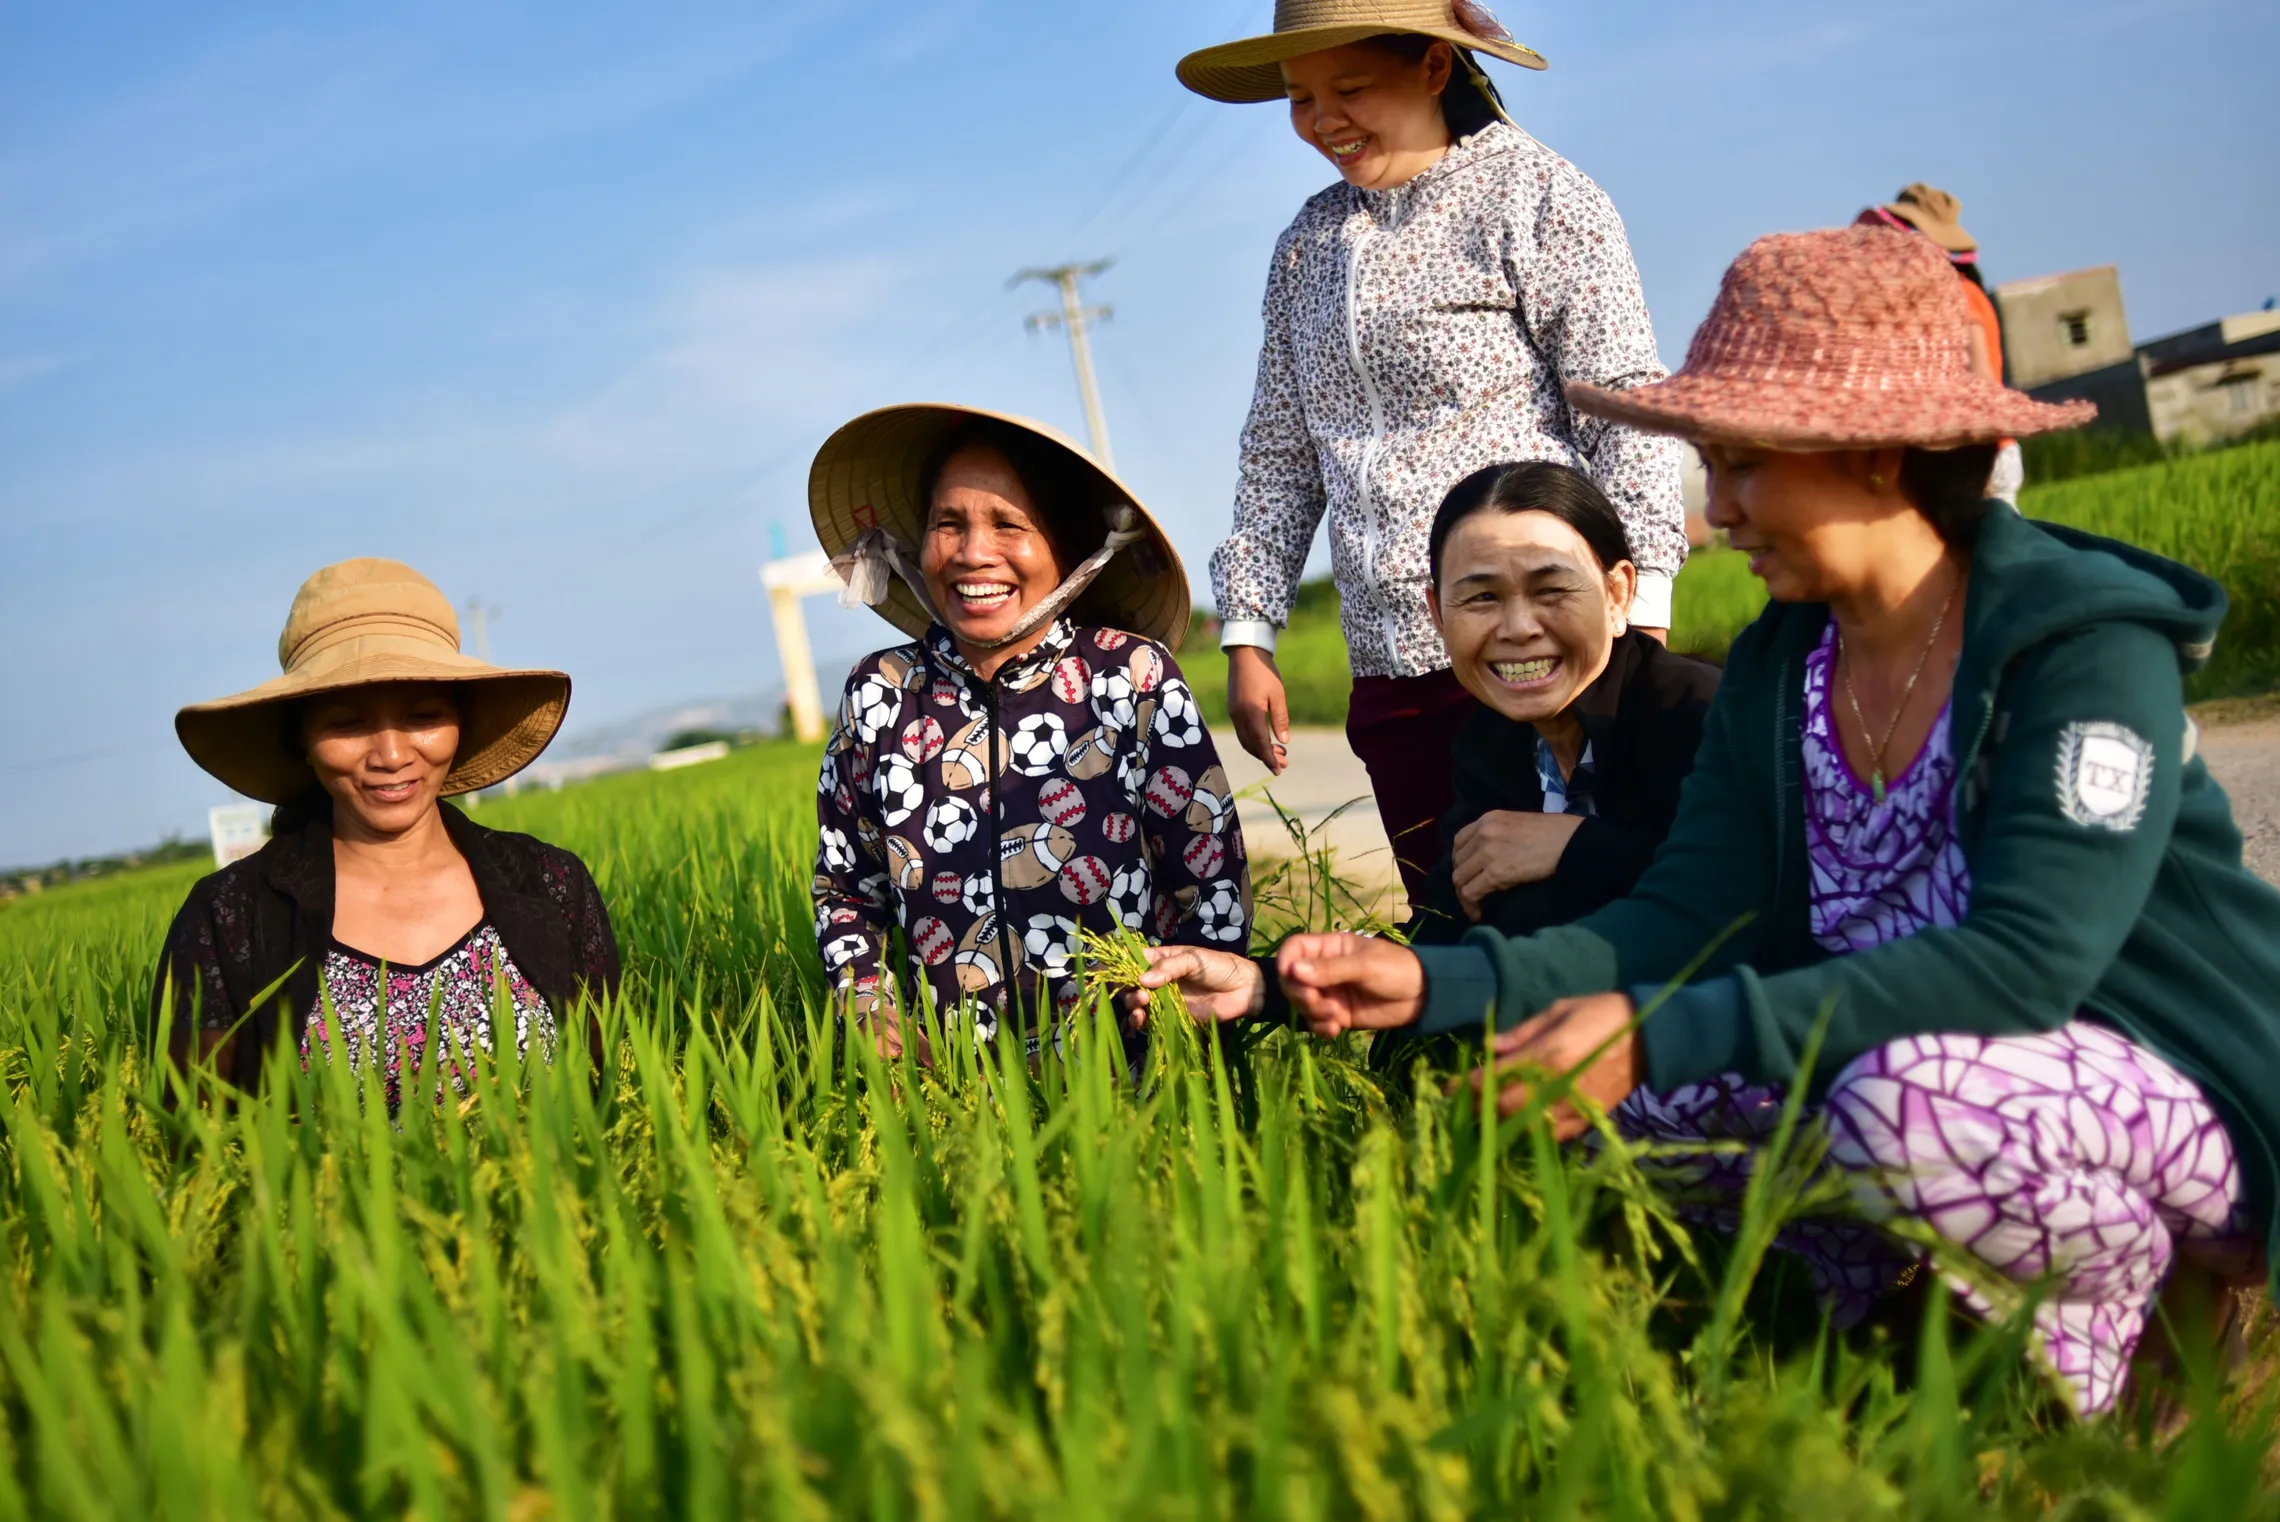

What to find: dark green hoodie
left=1413, top=505, right=2280, bottom=1266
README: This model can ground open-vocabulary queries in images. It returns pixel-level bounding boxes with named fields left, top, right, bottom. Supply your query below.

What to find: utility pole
left=464, top=597, right=502, bottom=662
left=1013, top=260, right=1116, bottom=469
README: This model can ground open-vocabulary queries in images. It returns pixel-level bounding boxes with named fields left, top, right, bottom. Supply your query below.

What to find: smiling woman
left=1175, top=1, right=1690, bottom=900
left=808, top=405, right=1251, bottom=1065
left=154, top=559, right=619, bottom=1103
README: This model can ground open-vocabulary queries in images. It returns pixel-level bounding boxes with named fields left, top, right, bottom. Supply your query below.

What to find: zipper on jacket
left=1342, top=218, right=1397, bottom=660
left=980, top=677, right=1021, bottom=1040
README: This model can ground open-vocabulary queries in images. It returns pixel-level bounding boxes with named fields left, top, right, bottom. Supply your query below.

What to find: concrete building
left=2142, top=309, right=2280, bottom=445
left=1992, top=267, right=2153, bottom=434
left=1993, top=265, right=2280, bottom=444
left=1997, top=266, right=2135, bottom=388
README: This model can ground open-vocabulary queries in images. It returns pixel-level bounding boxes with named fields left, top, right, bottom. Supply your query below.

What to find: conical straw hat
left=176, top=558, right=571, bottom=803
left=1176, top=0, right=1544, bottom=104
left=808, top=403, right=1191, bottom=649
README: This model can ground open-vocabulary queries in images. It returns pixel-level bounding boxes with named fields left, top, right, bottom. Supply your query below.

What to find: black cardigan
left=1405, top=631, right=1721, bottom=947
left=150, top=801, right=620, bottom=1088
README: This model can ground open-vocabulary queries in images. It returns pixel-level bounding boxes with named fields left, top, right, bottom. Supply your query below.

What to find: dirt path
left=1226, top=718, right=2280, bottom=898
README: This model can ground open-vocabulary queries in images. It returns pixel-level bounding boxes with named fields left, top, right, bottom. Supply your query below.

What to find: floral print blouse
left=301, top=922, right=556, bottom=1111
left=1211, top=120, right=1687, bottom=676
left=813, top=620, right=1251, bottom=1044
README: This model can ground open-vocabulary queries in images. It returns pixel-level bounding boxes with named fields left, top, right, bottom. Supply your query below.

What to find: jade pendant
left=1870, top=770, right=1887, bottom=806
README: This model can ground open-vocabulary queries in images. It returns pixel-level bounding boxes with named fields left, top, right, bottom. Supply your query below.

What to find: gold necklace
left=1838, top=573, right=1959, bottom=806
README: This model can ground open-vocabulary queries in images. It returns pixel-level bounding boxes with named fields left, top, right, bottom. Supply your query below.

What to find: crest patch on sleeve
left=2054, top=721, right=2152, bottom=831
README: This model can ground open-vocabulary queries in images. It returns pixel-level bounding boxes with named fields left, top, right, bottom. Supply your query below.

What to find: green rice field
left=5, top=740, right=2279, bottom=1516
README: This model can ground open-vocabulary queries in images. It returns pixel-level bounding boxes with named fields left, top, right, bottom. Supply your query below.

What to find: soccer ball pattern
left=922, top=797, right=979, bottom=852
left=815, top=624, right=1248, bottom=1026
left=1108, top=861, right=1152, bottom=930
left=1153, top=682, right=1205, bottom=749
left=875, top=754, right=925, bottom=827
left=1007, top=713, right=1067, bottom=777
left=1194, top=879, right=1248, bottom=944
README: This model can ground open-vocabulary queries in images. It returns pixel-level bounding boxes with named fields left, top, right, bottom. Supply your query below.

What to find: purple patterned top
left=1802, top=621, right=1972, bottom=952
left=301, top=922, right=555, bottom=1110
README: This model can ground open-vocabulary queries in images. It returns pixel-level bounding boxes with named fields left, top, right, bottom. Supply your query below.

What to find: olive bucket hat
left=1175, top=0, right=1544, bottom=104
left=808, top=403, right=1192, bottom=650
left=175, top=558, right=571, bottom=803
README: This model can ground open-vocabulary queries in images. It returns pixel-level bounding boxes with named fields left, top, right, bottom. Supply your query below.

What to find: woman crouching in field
left=1147, top=228, right=2280, bottom=1417
left=155, top=559, right=619, bottom=1104
left=810, top=406, right=1250, bottom=1064
left=1158, top=461, right=1719, bottom=1068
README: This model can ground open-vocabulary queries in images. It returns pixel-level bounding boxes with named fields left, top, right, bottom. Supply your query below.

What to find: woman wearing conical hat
left=153, top=559, right=620, bottom=1102
left=1157, top=227, right=2280, bottom=1416
left=1180, top=0, right=1690, bottom=900
left=810, top=405, right=1250, bottom=1063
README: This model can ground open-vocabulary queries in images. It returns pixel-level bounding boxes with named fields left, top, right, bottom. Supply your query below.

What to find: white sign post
left=207, top=803, right=270, bottom=868
left=760, top=550, right=845, bottom=744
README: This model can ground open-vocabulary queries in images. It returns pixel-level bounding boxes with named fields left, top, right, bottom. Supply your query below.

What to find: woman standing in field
left=1178, top=0, right=1689, bottom=896
left=154, top=559, right=619, bottom=1103
left=1146, top=228, right=2280, bottom=1417
left=809, top=406, right=1249, bottom=1063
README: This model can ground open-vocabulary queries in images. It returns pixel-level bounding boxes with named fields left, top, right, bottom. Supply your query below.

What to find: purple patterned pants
left=1614, top=1021, right=2252, bottom=1416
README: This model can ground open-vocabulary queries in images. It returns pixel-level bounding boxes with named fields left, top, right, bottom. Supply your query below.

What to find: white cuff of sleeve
left=1630, top=572, right=1674, bottom=632
left=1219, top=619, right=1280, bottom=653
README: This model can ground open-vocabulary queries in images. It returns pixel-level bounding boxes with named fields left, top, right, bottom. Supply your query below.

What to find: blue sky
left=3, top=0, right=2275, bottom=865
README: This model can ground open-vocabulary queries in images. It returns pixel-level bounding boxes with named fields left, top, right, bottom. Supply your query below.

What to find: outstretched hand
left=1118, top=944, right=1265, bottom=1026
left=1276, top=933, right=1425, bottom=1038
left=1459, top=992, right=1642, bottom=1138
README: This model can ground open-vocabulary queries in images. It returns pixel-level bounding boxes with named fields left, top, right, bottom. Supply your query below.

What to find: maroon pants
left=1345, top=669, right=1482, bottom=902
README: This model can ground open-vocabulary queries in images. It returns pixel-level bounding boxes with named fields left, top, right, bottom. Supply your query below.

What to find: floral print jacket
left=1211, top=120, right=1688, bottom=677
left=813, top=620, right=1251, bottom=1041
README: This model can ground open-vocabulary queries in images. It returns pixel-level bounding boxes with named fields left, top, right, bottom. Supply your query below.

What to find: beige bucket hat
left=1176, top=0, right=1544, bottom=104
left=176, top=558, right=571, bottom=804
left=1876, top=183, right=1976, bottom=255
left=808, top=403, right=1191, bottom=650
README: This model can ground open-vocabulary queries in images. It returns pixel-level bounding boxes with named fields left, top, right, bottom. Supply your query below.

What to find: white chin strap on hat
left=830, top=504, right=1146, bottom=650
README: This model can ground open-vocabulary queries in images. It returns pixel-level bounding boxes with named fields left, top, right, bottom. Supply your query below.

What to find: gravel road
left=2203, top=719, right=2280, bottom=886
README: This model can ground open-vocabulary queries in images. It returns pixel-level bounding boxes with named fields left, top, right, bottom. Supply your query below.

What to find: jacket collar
left=925, top=619, right=1077, bottom=691
left=1354, top=119, right=1520, bottom=218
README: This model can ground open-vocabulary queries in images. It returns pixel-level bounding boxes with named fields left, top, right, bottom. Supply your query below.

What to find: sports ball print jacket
left=1211, top=119, right=1688, bottom=674
left=813, top=619, right=1251, bottom=1041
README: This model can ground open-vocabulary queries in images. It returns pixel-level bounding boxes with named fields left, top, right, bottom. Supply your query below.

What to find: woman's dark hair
left=271, top=784, right=333, bottom=836
left=1358, top=36, right=1505, bottom=139
left=1899, top=443, right=2000, bottom=546
left=918, top=418, right=1107, bottom=562
left=1428, top=461, right=1633, bottom=590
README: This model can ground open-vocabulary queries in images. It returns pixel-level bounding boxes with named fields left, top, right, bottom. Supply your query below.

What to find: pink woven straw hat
left=1567, top=226, right=2096, bottom=451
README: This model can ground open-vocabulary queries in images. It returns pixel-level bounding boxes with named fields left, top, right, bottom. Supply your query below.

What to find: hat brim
left=807, top=403, right=1192, bottom=650
left=176, top=647, right=570, bottom=804
left=1566, top=374, right=2096, bottom=453
left=1176, top=28, right=1545, bottom=104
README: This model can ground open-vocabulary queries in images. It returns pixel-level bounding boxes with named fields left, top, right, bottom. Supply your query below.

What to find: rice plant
left=2, top=743, right=2274, bottom=1516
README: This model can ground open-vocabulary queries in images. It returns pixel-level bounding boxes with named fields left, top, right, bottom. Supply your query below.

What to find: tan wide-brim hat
left=1177, top=0, right=1545, bottom=104
left=808, top=403, right=1191, bottom=649
left=1882, top=183, right=1976, bottom=255
left=176, top=558, right=571, bottom=804
left=1567, top=226, right=2095, bottom=452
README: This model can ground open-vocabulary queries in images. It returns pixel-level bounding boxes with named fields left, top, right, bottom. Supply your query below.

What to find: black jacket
left=151, top=800, right=620, bottom=1088
left=1404, top=631, right=1721, bottom=947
